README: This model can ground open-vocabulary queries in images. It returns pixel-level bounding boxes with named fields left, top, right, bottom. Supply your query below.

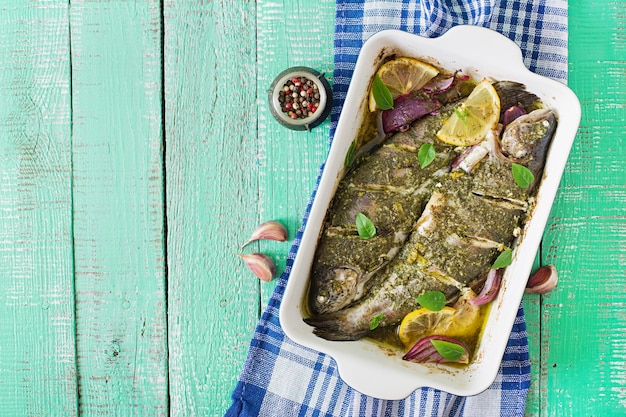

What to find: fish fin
left=304, top=316, right=367, bottom=341
left=493, top=81, right=540, bottom=115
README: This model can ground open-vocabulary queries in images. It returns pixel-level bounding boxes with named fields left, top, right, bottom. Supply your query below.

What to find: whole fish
left=305, top=85, right=557, bottom=341
left=308, top=102, right=463, bottom=316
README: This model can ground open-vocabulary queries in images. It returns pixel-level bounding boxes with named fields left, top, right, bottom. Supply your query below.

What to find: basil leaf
left=356, top=212, right=376, bottom=239
left=431, top=339, right=466, bottom=361
left=345, top=141, right=356, bottom=168
left=417, top=290, right=446, bottom=311
left=511, top=163, right=534, bottom=188
left=370, top=313, right=384, bottom=330
left=418, top=143, right=436, bottom=169
left=454, top=106, right=468, bottom=125
left=492, top=247, right=512, bottom=269
left=372, top=75, right=394, bottom=110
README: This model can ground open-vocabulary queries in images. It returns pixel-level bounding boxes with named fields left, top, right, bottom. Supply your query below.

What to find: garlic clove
left=525, top=264, right=558, bottom=294
left=242, top=221, right=288, bottom=248
left=239, top=253, right=276, bottom=282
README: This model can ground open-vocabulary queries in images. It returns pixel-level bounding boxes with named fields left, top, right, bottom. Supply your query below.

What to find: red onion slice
left=450, top=143, right=489, bottom=173
left=403, top=335, right=470, bottom=364
left=422, top=71, right=469, bottom=95
left=468, top=268, right=503, bottom=306
left=382, top=95, right=440, bottom=134
left=450, top=145, right=476, bottom=171
left=502, top=105, right=527, bottom=128
left=422, top=76, right=454, bottom=95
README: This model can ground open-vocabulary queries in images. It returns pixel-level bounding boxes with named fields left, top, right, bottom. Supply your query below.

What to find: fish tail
left=493, top=81, right=540, bottom=114
left=304, top=314, right=367, bottom=341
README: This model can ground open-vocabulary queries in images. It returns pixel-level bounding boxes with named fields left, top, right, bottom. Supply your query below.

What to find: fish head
left=309, top=266, right=359, bottom=315
left=500, top=109, right=557, bottom=161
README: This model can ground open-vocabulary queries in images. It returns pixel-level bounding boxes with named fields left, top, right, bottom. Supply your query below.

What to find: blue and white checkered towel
left=227, top=1, right=568, bottom=416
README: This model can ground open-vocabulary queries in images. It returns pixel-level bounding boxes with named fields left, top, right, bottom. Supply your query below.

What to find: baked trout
left=308, top=101, right=464, bottom=316
left=307, top=77, right=482, bottom=316
left=305, top=83, right=557, bottom=341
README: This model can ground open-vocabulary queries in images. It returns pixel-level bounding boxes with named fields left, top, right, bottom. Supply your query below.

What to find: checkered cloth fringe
left=227, top=1, right=567, bottom=416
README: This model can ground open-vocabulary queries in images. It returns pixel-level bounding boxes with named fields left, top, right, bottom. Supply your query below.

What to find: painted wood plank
left=538, top=1, right=626, bottom=415
left=0, top=2, right=622, bottom=416
left=163, top=1, right=260, bottom=415
left=69, top=2, right=168, bottom=414
left=523, top=256, right=542, bottom=417
left=256, top=0, right=336, bottom=307
left=0, top=2, right=78, bottom=416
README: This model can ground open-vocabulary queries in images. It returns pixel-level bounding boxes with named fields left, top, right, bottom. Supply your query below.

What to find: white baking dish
left=279, top=26, right=580, bottom=399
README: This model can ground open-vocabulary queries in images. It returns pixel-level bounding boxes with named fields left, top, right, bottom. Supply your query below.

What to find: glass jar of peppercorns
left=268, top=67, right=332, bottom=131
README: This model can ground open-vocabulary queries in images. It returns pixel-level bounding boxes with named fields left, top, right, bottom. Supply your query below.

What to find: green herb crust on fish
left=305, top=78, right=557, bottom=344
left=308, top=103, right=460, bottom=316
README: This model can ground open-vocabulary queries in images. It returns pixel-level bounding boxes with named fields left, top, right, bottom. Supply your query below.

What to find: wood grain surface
left=70, top=1, right=168, bottom=415
left=163, top=1, right=261, bottom=414
left=532, top=2, right=626, bottom=415
left=0, top=1, right=623, bottom=416
left=256, top=0, right=335, bottom=305
left=0, top=2, right=77, bottom=415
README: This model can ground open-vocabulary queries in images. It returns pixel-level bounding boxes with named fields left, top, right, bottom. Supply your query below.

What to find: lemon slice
left=368, top=58, right=439, bottom=112
left=398, top=306, right=455, bottom=349
left=445, top=289, right=484, bottom=340
left=436, top=80, right=500, bottom=146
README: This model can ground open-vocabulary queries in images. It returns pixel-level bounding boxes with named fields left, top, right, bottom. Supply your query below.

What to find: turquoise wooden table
left=0, top=1, right=624, bottom=416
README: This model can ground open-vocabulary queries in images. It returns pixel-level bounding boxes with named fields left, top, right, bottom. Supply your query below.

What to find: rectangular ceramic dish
left=279, top=26, right=581, bottom=399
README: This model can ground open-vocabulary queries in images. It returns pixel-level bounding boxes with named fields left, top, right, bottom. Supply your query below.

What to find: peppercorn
left=278, top=75, right=320, bottom=120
